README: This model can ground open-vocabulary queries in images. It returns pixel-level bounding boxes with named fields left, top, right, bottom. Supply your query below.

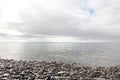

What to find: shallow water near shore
left=0, top=42, right=120, bottom=66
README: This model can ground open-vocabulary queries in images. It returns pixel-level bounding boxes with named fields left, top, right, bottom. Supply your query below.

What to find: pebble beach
left=0, top=58, right=120, bottom=80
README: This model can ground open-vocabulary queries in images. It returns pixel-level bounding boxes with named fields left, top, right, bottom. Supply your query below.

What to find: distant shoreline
left=0, top=58, right=120, bottom=80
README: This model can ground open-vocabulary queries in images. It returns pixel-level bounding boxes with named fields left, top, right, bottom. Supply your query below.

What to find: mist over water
left=0, top=42, right=120, bottom=66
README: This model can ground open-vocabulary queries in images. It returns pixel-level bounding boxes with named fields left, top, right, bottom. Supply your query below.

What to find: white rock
left=58, top=71, right=67, bottom=74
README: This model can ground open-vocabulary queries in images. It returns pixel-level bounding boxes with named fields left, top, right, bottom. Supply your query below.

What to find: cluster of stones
left=0, top=58, right=120, bottom=80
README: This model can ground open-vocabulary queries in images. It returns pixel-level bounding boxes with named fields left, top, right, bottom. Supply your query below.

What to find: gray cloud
left=0, top=0, right=120, bottom=41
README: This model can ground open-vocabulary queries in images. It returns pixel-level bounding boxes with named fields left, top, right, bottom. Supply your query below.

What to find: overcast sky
left=0, top=0, right=120, bottom=42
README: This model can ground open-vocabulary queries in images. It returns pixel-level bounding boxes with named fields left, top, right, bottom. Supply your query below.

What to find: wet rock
left=94, top=78, right=106, bottom=80
left=3, top=73, right=10, bottom=77
left=79, top=77, right=84, bottom=80
left=0, top=58, right=120, bottom=80
left=1, top=77, right=9, bottom=80
left=89, top=71, right=101, bottom=78
left=11, top=75, right=20, bottom=79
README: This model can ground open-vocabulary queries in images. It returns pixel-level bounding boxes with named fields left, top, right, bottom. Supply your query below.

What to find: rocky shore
left=0, top=58, right=120, bottom=80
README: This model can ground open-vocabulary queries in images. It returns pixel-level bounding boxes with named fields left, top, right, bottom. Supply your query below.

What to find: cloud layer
left=0, top=0, right=120, bottom=41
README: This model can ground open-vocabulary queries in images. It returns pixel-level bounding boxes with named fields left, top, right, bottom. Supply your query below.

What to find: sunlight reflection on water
left=0, top=42, right=120, bottom=66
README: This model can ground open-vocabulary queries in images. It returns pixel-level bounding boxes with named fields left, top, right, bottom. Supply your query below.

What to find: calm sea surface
left=0, top=42, right=120, bottom=66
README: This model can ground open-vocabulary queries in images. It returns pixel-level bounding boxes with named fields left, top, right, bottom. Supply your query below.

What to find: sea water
left=0, top=42, right=120, bottom=66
